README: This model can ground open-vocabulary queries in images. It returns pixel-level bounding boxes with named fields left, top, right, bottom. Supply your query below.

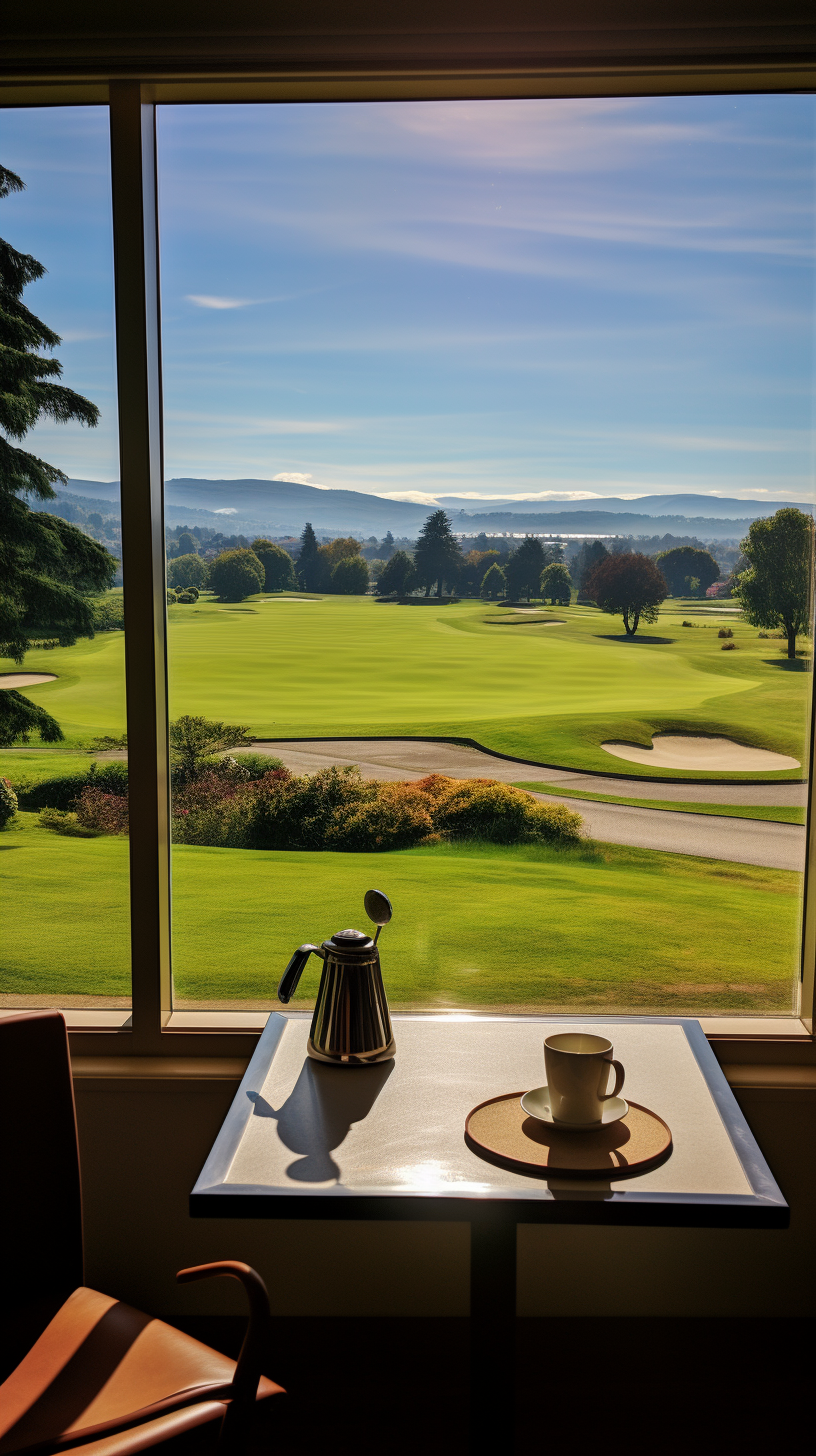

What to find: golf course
left=3, top=592, right=809, bottom=776
left=1, top=591, right=809, bottom=1014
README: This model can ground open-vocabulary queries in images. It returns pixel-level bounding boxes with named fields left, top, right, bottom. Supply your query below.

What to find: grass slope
left=2, top=595, right=809, bottom=780
left=1, top=814, right=799, bottom=1015
left=514, top=783, right=806, bottom=825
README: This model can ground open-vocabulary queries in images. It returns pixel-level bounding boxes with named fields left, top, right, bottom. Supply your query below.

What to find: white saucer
left=520, top=1085, right=629, bottom=1131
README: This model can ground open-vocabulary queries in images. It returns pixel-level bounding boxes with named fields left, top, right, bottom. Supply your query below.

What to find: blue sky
left=2, top=96, right=815, bottom=505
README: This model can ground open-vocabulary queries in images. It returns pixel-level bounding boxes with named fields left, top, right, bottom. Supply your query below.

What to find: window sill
left=56, top=1009, right=816, bottom=1074
left=3, top=1006, right=810, bottom=1063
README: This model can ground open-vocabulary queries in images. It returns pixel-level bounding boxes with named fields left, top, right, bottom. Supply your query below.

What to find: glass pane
left=0, top=107, right=130, bottom=1011
left=158, top=97, right=815, bottom=1018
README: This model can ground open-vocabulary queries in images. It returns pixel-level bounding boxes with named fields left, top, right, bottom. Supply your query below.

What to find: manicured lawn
left=1, top=750, right=101, bottom=786
left=514, top=783, right=806, bottom=825
left=1, top=594, right=808, bottom=780
left=1, top=813, right=799, bottom=1015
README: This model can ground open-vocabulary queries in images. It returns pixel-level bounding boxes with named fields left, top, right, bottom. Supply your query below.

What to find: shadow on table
left=247, top=1060, right=394, bottom=1182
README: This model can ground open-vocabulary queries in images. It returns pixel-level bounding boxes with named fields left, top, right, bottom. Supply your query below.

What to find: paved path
left=247, top=738, right=806, bottom=870
left=526, top=793, right=804, bottom=872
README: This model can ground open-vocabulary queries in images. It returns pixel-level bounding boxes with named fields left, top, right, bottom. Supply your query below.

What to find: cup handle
left=601, top=1059, right=625, bottom=1101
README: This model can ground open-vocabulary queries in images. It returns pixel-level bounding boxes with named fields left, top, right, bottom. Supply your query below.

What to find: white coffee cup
left=544, top=1032, right=625, bottom=1126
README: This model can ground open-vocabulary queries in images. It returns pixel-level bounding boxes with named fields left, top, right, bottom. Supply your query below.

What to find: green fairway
left=1, top=593, right=809, bottom=780
left=514, top=784, right=806, bottom=825
left=0, top=812, right=799, bottom=1015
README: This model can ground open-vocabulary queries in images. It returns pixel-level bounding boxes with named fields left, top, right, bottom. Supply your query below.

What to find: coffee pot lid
left=330, top=928, right=371, bottom=948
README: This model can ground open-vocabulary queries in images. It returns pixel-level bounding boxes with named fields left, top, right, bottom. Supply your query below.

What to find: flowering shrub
left=416, top=776, right=582, bottom=845
left=75, top=787, right=130, bottom=835
left=35, top=760, right=583, bottom=852
left=171, top=771, right=253, bottom=847
left=177, top=766, right=581, bottom=852
left=244, top=766, right=368, bottom=850
left=323, top=782, right=434, bottom=851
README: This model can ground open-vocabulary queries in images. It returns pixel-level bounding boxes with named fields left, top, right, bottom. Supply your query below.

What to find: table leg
left=469, top=1218, right=517, bottom=1456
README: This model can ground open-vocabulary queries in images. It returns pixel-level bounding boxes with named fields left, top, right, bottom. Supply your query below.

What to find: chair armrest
left=175, top=1263, right=271, bottom=1456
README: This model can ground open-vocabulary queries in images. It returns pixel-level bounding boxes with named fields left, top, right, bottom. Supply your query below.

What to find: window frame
left=2, top=72, right=815, bottom=1061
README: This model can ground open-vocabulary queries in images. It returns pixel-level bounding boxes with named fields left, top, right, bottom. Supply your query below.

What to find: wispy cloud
left=165, top=410, right=345, bottom=435
left=185, top=288, right=324, bottom=310
left=186, top=295, right=258, bottom=310
left=273, top=471, right=331, bottom=489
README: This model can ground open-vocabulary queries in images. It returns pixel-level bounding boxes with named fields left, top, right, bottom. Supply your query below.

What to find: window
left=0, top=107, right=130, bottom=1014
left=155, top=97, right=814, bottom=1020
left=1, top=84, right=814, bottom=1044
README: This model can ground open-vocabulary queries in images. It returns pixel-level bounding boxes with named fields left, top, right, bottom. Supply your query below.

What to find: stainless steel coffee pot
left=277, top=890, right=395, bottom=1065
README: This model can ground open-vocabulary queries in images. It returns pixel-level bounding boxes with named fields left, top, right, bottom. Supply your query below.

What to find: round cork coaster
left=465, top=1092, right=672, bottom=1178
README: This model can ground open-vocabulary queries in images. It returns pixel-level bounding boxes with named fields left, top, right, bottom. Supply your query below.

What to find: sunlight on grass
left=0, top=814, right=798, bottom=1016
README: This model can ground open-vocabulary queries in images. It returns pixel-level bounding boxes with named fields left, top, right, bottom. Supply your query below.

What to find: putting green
left=1, top=594, right=809, bottom=779
left=0, top=814, right=799, bottom=1015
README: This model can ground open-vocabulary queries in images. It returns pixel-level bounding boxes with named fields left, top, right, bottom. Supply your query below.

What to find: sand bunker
left=0, top=672, right=57, bottom=689
left=602, top=734, right=799, bottom=772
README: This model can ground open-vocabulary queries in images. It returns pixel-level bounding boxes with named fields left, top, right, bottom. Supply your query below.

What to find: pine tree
left=296, top=521, right=321, bottom=591
left=381, top=530, right=395, bottom=559
left=574, top=539, right=608, bottom=595
left=376, top=549, right=414, bottom=596
left=505, top=537, right=546, bottom=600
left=1, top=163, right=115, bottom=745
left=412, top=510, right=463, bottom=598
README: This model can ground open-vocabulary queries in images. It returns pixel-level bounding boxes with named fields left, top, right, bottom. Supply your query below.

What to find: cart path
left=524, top=793, right=804, bottom=872
left=246, top=738, right=806, bottom=807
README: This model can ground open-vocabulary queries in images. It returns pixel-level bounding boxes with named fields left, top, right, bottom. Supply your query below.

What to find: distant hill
left=455, top=509, right=757, bottom=538
left=58, top=478, right=810, bottom=541
left=438, top=492, right=813, bottom=520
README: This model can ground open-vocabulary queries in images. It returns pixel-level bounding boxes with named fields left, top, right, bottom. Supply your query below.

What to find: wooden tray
left=465, top=1092, right=672, bottom=1178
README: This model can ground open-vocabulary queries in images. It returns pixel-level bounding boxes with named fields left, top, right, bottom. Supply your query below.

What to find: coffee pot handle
left=278, top=944, right=322, bottom=1003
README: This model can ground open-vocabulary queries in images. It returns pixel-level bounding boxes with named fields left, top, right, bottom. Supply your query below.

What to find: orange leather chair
left=0, top=1012, right=283, bottom=1456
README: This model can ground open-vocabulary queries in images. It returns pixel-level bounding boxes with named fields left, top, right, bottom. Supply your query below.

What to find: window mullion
left=110, top=83, right=172, bottom=1049
left=799, top=585, right=816, bottom=1032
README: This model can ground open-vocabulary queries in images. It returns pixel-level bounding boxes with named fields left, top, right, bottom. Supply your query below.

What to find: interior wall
left=74, top=1074, right=816, bottom=1320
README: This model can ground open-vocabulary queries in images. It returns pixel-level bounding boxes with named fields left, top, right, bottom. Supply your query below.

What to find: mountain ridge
left=57, top=477, right=812, bottom=541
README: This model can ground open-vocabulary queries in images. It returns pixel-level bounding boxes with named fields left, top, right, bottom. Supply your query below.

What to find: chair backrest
left=0, top=1011, right=84, bottom=1313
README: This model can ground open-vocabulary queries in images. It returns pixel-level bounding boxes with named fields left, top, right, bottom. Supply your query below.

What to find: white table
left=191, top=1014, right=786, bottom=1452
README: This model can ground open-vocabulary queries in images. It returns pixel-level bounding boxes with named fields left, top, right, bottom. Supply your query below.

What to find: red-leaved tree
left=584, top=552, right=668, bottom=636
